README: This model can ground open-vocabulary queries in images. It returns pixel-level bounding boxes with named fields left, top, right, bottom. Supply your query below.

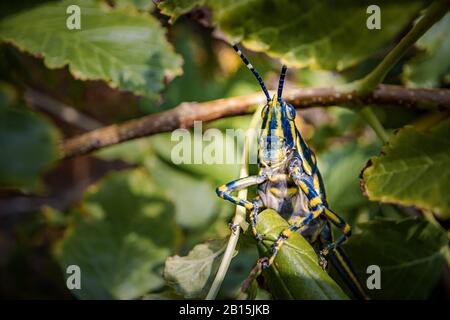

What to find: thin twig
left=60, top=85, right=450, bottom=159
left=359, top=107, right=390, bottom=143
left=354, top=0, right=450, bottom=94
left=205, top=105, right=262, bottom=300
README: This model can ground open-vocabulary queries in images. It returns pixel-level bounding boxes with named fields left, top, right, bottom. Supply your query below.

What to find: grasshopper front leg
left=216, top=175, right=267, bottom=240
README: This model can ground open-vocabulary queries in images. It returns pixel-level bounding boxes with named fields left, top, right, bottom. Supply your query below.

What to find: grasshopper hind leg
left=319, top=221, right=369, bottom=300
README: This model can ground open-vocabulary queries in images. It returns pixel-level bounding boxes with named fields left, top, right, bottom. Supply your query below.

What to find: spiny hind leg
left=289, top=157, right=353, bottom=269
left=318, top=207, right=352, bottom=262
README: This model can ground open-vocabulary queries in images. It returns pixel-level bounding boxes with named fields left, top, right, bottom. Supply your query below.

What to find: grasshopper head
left=259, top=94, right=298, bottom=167
left=231, top=45, right=298, bottom=167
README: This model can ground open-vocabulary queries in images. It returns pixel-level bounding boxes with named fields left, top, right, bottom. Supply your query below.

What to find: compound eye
left=287, top=104, right=296, bottom=120
left=261, top=105, right=268, bottom=119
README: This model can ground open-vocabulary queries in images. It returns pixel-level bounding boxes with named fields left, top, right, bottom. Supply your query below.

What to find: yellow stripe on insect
left=275, top=102, right=283, bottom=137
left=334, top=249, right=366, bottom=296
left=290, top=121, right=296, bottom=143
left=244, top=203, right=254, bottom=210
left=297, top=139, right=313, bottom=175
left=269, top=174, right=289, bottom=182
left=217, top=185, right=227, bottom=198
left=312, top=208, right=322, bottom=217
left=282, top=229, right=293, bottom=238
left=249, top=209, right=258, bottom=235
left=298, top=181, right=309, bottom=195
left=277, top=149, right=283, bottom=161
left=288, top=216, right=302, bottom=224
left=343, top=224, right=351, bottom=235
left=310, top=196, right=322, bottom=207
left=240, top=177, right=253, bottom=184
left=313, top=175, right=320, bottom=191
left=269, top=187, right=282, bottom=197
left=324, top=208, right=341, bottom=224
left=302, top=156, right=312, bottom=175
left=263, top=109, right=272, bottom=136
left=311, top=152, right=317, bottom=165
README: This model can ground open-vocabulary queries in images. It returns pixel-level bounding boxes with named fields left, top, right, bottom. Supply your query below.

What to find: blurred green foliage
left=0, top=83, right=60, bottom=191
left=159, top=0, right=427, bottom=69
left=56, top=169, right=180, bottom=299
left=403, top=14, right=450, bottom=88
left=0, top=0, right=182, bottom=99
left=344, top=218, right=449, bottom=299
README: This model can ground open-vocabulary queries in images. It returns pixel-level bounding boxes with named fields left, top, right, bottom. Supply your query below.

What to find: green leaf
left=97, top=138, right=221, bottom=230
left=164, top=239, right=227, bottom=299
left=256, top=209, right=348, bottom=300
left=0, top=103, right=60, bottom=190
left=362, top=119, right=450, bottom=219
left=159, top=0, right=426, bottom=70
left=319, top=141, right=379, bottom=214
left=113, top=0, right=155, bottom=11
left=344, top=218, right=449, bottom=299
left=148, top=157, right=219, bottom=230
left=403, top=14, right=450, bottom=88
left=55, top=169, right=179, bottom=299
left=0, top=0, right=182, bottom=97
left=0, top=81, right=18, bottom=107
left=151, top=20, right=268, bottom=113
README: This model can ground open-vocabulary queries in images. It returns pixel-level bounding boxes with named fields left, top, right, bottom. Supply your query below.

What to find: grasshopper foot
left=255, top=232, right=264, bottom=241
left=228, top=222, right=239, bottom=234
left=258, top=257, right=270, bottom=270
left=318, top=249, right=329, bottom=270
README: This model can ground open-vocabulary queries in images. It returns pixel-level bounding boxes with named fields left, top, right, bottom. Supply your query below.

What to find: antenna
left=232, top=45, right=271, bottom=102
left=277, top=65, right=287, bottom=99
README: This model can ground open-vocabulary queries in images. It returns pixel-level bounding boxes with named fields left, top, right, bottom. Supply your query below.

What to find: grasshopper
left=216, top=45, right=368, bottom=299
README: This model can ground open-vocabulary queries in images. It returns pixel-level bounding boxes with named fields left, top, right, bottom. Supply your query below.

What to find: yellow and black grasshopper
left=216, top=45, right=368, bottom=299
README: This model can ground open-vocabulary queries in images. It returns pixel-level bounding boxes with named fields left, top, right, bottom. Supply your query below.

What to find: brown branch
left=25, top=87, right=103, bottom=131
left=61, top=84, right=450, bottom=159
